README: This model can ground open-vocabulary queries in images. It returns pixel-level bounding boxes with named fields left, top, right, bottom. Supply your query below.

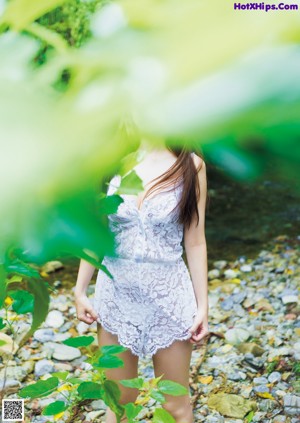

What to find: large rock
left=237, top=342, right=265, bottom=357
left=225, top=328, right=250, bottom=345
left=46, top=342, right=81, bottom=361
left=207, top=393, right=257, bottom=418
left=44, top=310, right=65, bottom=328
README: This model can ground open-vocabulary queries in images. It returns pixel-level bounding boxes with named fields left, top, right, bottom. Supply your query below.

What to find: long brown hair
left=141, top=141, right=205, bottom=229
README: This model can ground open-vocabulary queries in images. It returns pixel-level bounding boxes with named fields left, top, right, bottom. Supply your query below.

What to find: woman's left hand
left=188, top=308, right=209, bottom=344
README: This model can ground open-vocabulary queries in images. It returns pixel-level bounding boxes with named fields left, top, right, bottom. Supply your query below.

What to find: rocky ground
left=0, top=234, right=299, bottom=423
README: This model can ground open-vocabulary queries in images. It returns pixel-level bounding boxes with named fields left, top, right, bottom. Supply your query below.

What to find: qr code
left=2, top=399, right=24, bottom=421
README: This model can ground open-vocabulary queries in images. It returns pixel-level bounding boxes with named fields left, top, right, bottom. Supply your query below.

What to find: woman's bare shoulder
left=191, top=152, right=206, bottom=172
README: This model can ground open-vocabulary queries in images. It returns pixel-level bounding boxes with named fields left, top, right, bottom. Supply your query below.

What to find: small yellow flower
left=198, top=375, right=213, bottom=384
left=54, top=411, right=64, bottom=421
left=256, top=392, right=274, bottom=400
left=4, top=297, right=13, bottom=306
left=57, top=384, right=72, bottom=392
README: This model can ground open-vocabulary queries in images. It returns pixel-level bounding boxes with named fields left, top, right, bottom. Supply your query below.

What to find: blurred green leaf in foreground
left=0, top=0, right=299, bottom=267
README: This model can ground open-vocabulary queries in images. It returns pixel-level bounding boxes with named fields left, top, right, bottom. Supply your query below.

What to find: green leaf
left=18, top=377, right=59, bottom=399
left=8, top=289, right=34, bottom=314
left=245, top=410, right=254, bottom=422
left=42, top=400, right=68, bottom=416
left=65, top=377, right=83, bottom=385
left=102, top=380, right=124, bottom=418
left=124, top=402, right=143, bottom=420
left=51, top=371, right=69, bottom=381
left=97, top=354, right=124, bottom=369
left=157, top=380, right=188, bottom=396
left=1, top=0, right=66, bottom=31
left=62, top=335, right=95, bottom=348
left=26, top=22, right=68, bottom=53
left=77, top=381, right=103, bottom=400
left=0, top=317, right=6, bottom=330
left=100, top=344, right=128, bottom=355
left=0, top=340, right=7, bottom=346
left=150, top=390, right=166, bottom=403
left=116, top=170, right=143, bottom=195
left=98, top=194, right=124, bottom=215
left=4, top=247, right=41, bottom=278
left=0, top=265, right=7, bottom=308
left=153, top=408, right=176, bottom=423
left=15, top=278, right=50, bottom=348
left=119, top=377, right=144, bottom=389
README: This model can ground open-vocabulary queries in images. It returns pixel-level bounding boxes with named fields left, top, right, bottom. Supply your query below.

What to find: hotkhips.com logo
left=233, top=2, right=299, bottom=11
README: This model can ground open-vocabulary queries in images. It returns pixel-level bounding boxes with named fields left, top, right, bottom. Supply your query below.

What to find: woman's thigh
left=152, top=339, right=193, bottom=411
left=97, top=323, right=139, bottom=402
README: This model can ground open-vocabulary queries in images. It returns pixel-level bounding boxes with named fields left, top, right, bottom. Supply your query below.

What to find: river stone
left=47, top=342, right=81, bottom=361
left=42, top=260, right=64, bottom=273
left=225, top=328, right=250, bottom=345
left=0, top=379, right=21, bottom=394
left=253, top=377, right=268, bottom=385
left=44, top=310, right=65, bottom=328
left=237, top=343, right=265, bottom=356
left=208, top=269, right=220, bottom=279
left=33, top=328, right=55, bottom=343
left=258, top=399, right=277, bottom=412
left=283, top=394, right=300, bottom=416
left=224, top=269, right=238, bottom=279
left=34, top=359, right=55, bottom=377
left=85, top=410, right=106, bottom=421
left=213, top=260, right=227, bottom=270
left=240, top=264, right=252, bottom=272
left=0, top=333, right=18, bottom=356
left=273, top=416, right=286, bottom=423
left=281, top=295, right=298, bottom=305
left=253, top=385, right=270, bottom=393
left=0, top=365, right=30, bottom=382
left=90, top=399, right=107, bottom=410
left=207, top=393, right=256, bottom=418
left=268, top=372, right=281, bottom=383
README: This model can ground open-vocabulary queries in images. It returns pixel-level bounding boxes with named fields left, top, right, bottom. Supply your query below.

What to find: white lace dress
left=92, top=174, right=198, bottom=358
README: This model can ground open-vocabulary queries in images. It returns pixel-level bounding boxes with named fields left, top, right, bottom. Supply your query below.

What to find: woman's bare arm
left=74, top=259, right=96, bottom=297
left=183, top=156, right=208, bottom=314
left=184, top=155, right=209, bottom=342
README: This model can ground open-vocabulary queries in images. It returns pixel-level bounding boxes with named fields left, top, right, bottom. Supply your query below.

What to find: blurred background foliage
left=0, top=0, right=300, bottom=330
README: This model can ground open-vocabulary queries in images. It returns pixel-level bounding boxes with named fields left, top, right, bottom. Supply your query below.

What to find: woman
left=74, top=141, right=209, bottom=423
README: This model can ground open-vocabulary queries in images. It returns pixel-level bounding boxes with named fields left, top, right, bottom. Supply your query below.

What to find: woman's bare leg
left=97, top=323, right=139, bottom=423
left=152, top=339, right=194, bottom=423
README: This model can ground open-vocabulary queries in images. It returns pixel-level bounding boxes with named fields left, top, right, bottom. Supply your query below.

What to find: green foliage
left=1, top=0, right=300, bottom=421
left=37, top=0, right=105, bottom=47
left=42, top=400, right=69, bottom=416
left=119, top=377, right=144, bottom=389
left=97, top=354, right=125, bottom=369
left=153, top=408, right=176, bottom=423
left=19, top=377, right=59, bottom=399
left=77, top=381, right=103, bottom=399
left=8, top=290, right=34, bottom=314
left=15, top=340, right=189, bottom=421
left=100, top=344, right=128, bottom=355
left=157, top=380, right=188, bottom=396
left=62, top=335, right=95, bottom=347
left=124, top=402, right=143, bottom=422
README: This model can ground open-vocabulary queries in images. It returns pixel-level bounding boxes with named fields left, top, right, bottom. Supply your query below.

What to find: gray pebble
left=253, top=385, right=270, bottom=393
left=34, top=359, right=55, bottom=377
left=268, top=372, right=281, bottom=383
left=33, top=328, right=55, bottom=343
left=253, top=376, right=268, bottom=385
left=283, top=394, right=300, bottom=416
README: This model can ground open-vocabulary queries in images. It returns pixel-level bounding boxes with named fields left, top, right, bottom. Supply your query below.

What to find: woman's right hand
left=74, top=294, right=98, bottom=325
